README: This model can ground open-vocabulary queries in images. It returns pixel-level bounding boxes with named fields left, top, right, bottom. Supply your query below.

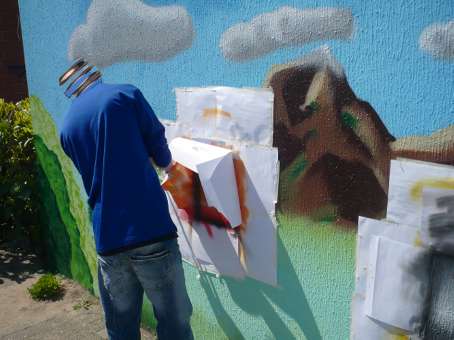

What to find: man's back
left=60, top=82, right=176, bottom=255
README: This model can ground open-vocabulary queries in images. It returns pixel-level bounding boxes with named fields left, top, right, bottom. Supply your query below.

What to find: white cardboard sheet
left=167, top=194, right=245, bottom=279
left=236, top=145, right=278, bottom=285
left=175, top=87, right=274, bottom=147
left=163, top=87, right=278, bottom=286
left=365, top=236, right=430, bottom=332
left=421, top=187, right=454, bottom=255
left=351, top=217, right=425, bottom=339
left=168, top=137, right=242, bottom=228
left=387, top=158, right=454, bottom=227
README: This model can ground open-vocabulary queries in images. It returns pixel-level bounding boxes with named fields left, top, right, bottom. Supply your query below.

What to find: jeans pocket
left=129, top=241, right=177, bottom=290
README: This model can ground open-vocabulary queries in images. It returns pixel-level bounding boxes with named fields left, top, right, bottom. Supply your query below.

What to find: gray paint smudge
left=220, top=7, right=353, bottom=62
left=68, top=0, right=194, bottom=67
left=420, top=21, right=454, bottom=61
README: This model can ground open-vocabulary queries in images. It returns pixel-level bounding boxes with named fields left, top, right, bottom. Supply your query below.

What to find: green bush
left=28, top=274, right=63, bottom=300
left=0, top=98, right=41, bottom=243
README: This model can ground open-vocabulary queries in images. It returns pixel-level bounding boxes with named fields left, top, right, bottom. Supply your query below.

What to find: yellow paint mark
left=410, top=178, right=454, bottom=201
left=389, top=335, right=409, bottom=340
left=414, top=230, right=423, bottom=247
left=202, top=107, right=232, bottom=118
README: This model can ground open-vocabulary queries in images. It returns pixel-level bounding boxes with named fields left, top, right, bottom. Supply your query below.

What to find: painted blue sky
left=19, top=0, right=453, bottom=138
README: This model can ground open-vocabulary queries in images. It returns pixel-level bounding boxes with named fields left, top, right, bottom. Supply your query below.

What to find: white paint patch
left=220, top=6, right=353, bottom=61
left=68, top=0, right=194, bottom=67
left=420, top=20, right=454, bottom=60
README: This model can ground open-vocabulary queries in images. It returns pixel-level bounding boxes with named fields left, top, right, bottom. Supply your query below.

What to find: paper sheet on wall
left=351, top=217, right=428, bottom=339
left=420, top=187, right=454, bottom=255
left=163, top=87, right=278, bottom=286
left=175, top=87, right=274, bottom=147
left=365, top=236, right=430, bottom=332
left=387, top=158, right=454, bottom=227
left=167, top=137, right=242, bottom=228
left=236, top=144, right=278, bottom=284
left=167, top=195, right=245, bottom=279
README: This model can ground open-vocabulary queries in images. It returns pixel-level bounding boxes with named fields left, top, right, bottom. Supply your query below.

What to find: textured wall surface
left=18, top=1, right=453, bottom=339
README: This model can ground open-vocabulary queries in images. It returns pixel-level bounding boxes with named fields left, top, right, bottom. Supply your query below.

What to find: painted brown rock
left=265, top=47, right=395, bottom=223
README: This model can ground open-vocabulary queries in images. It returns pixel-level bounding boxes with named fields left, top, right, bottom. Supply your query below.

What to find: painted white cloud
left=68, top=0, right=194, bottom=67
left=419, top=20, right=454, bottom=60
left=220, top=6, right=353, bottom=61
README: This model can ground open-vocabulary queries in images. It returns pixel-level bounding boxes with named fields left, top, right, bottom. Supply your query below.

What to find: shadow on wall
left=201, top=233, right=322, bottom=340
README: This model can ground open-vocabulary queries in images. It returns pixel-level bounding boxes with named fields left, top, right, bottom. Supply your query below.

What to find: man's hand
left=164, top=160, right=176, bottom=174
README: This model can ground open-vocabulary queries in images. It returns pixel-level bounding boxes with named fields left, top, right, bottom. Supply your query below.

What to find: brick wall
left=0, top=0, right=28, bottom=102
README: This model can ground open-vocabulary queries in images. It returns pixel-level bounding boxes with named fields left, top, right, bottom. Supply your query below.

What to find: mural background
left=18, top=0, right=453, bottom=339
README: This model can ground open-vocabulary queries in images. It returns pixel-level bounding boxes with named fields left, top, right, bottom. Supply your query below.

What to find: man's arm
left=133, top=88, right=173, bottom=168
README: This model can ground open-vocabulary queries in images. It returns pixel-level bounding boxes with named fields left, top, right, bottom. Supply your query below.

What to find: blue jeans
left=97, top=238, right=194, bottom=340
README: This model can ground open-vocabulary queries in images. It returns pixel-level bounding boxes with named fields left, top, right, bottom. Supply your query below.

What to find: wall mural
left=269, top=46, right=454, bottom=225
left=18, top=0, right=454, bottom=339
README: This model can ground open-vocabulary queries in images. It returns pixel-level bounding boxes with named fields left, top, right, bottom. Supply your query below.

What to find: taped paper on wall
left=351, top=217, right=428, bottom=339
left=387, top=158, right=454, bottom=227
left=365, top=236, right=430, bottom=332
left=167, top=137, right=242, bottom=228
left=235, top=144, right=278, bottom=284
left=163, top=87, right=278, bottom=286
left=168, top=195, right=245, bottom=279
left=175, top=87, right=274, bottom=146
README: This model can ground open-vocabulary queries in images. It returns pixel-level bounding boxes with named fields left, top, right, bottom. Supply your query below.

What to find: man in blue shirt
left=59, top=62, right=193, bottom=340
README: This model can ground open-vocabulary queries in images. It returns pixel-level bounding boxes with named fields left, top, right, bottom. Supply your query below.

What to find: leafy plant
left=0, top=98, right=41, bottom=243
left=28, top=274, right=63, bottom=300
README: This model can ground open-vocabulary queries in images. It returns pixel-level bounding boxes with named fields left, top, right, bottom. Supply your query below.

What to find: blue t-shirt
left=60, top=82, right=177, bottom=255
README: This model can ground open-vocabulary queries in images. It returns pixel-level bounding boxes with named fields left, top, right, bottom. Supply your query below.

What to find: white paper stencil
left=365, top=236, right=430, bottom=332
left=162, top=87, right=278, bottom=286
left=387, top=158, right=454, bottom=227
left=167, top=194, right=245, bottom=279
left=168, top=137, right=242, bottom=228
left=175, top=87, right=274, bottom=146
left=351, top=217, right=428, bottom=339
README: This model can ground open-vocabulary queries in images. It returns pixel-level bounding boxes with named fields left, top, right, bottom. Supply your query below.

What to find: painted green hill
left=30, top=97, right=97, bottom=291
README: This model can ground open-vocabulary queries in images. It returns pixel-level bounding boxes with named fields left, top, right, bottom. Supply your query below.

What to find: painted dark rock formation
left=266, top=47, right=453, bottom=224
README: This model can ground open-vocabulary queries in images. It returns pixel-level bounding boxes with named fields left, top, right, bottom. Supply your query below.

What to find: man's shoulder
left=90, top=83, right=139, bottom=111
left=105, top=83, right=140, bottom=97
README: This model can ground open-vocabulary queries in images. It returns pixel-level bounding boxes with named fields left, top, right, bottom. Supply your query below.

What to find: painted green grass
left=35, top=136, right=93, bottom=289
left=183, top=214, right=356, bottom=340
left=30, top=97, right=97, bottom=290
